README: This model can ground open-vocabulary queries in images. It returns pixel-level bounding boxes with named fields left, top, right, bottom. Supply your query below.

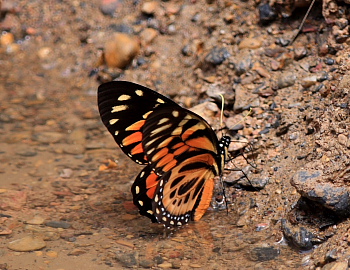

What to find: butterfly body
left=98, top=81, right=230, bottom=227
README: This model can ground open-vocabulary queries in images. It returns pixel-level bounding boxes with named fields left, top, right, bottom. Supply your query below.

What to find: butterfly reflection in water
left=97, top=81, right=231, bottom=228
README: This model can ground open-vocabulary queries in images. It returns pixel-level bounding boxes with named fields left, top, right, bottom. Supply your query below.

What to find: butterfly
left=97, top=81, right=231, bottom=228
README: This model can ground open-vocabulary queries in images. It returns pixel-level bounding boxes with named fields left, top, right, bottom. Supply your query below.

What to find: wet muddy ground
left=1, top=0, right=350, bottom=269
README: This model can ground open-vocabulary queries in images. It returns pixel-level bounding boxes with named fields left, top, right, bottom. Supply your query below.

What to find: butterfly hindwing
left=97, top=81, right=231, bottom=227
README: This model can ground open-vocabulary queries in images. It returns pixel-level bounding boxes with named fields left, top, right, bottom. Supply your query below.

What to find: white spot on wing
left=157, top=118, right=169, bottom=125
left=111, top=105, right=128, bottom=113
left=138, top=200, right=143, bottom=206
left=135, top=90, right=143, bottom=96
left=143, top=111, right=152, bottom=119
left=109, top=119, right=119, bottom=125
left=172, top=110, right=179, bottom=117
left=118, top=94, right=131, bottom=101
left=157, top=98, right=165, bottom=103
left=135, top=186, right=140, bottom=194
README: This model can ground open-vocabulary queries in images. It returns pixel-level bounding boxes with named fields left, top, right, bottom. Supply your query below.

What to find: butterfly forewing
left=98, top=81, right=177, bottom=164
left=97, top=81, right=230, bottom=227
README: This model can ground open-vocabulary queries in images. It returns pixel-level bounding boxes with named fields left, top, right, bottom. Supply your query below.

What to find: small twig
left=289, top=0, right=316, bottom=45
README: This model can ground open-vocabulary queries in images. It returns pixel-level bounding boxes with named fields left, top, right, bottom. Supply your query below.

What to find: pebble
left=258, top=3, right=277, bottom=24
left=32, top=132, right=64, bottom=144
left=115, top=252, right=137, bottom=268
left=337, top=133, right=348, bottom=146
left=8, top=235, right=46, bottom=252
left=15, top=150, right=37, bottom=157
left=141, top=1, right=158, bottom=15
left=25, top=225, right=61, bottom=241
left=294, top=46, right=307, bottom=60
left=248, top=246, right=280, bottom=262
left=56, top=144, right=85, bottom=155
left=322, top=261, right=348, bottom=270
left=67, top=128, right=87, bottom=145
left=158, top=262, right=172, bottom=269
left=233, top=52, right=252, bottom=75
left=46, top=250, right=58, bottom=258
left=0, top=32, right=14, bottom=46
left=281, top=219, right=314, bottom=250
left=238, top=38, right=262, bottom=49
left=0, top=190, right=27, bottom=210
left=139, top=259, right=154, bottom=268
left=45, top=220, right=71, bottom=229
left=37, top=47, right=52, bottom=59
left=301, top=76, right=317, bottom=89
left=205, top=47, right=230, bottom=65
left=140, top=28, right=158, bottom=46
left=68, top=249, right=86, bottom=256
left=276, top=73, right=296, bottom=89
left=104, top=33, right=140, bottom=69
left=26, top=215, right=45, bottom=225
left=100, top=0, right=122, bottom=16
left=59, top=168, right=74, bottom=178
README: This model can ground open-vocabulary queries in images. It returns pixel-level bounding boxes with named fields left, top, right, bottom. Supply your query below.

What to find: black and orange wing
left=97, top=81, right=230, bottom=227
left=98, top=81, right=178, bottom=165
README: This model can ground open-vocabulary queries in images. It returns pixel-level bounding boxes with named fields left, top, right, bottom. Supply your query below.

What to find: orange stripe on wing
left=126, top=120, right=145, bottom=131
left=122, top=131, right=143, bottom=146
left=145, top=172, right=159, bottom=189
left=162, top=158, right=177, bottom=172
left=173, top=144, right=190, bottom=156
left=192, top=177, right=214, bottom=221
left=157, top=153, right=175, bottom=167
left=181, top=128, right=195, bottom=141
left=151, top=147, right=169, bottom=162
left=131, top=142, right=144, bottom=155
left=172, top=142, right=185, bottom=149
left=186, top=137, right=215, bottom=152
left=146, top=186, right=157, bottom=199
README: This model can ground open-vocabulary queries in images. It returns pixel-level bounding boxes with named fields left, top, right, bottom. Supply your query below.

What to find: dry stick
left=289, top=0, right=316, bottom=45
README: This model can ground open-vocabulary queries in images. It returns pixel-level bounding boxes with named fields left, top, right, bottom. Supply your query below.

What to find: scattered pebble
left=115, top=252, right=137, bottom=268
left=45, top=221, right=71, bottom=229
left=0, top=32, right=14, bottom=46
left=141, top=1, right=158, bottom=15
left=8, top=235, right=46, bottom=252
left=249, top=246, right=280, bottom=262
left=140, top=28, right=158, bottom=46
left=26, top=215, right=45, bottom=225
left=32, top=132, right=64, bottom=144
left=294, top=46, right=307, bottom=60
left=100, top=0, right=122, bottom=16
left=68, top=249, right=86, bottom=256
left=158, top=262, right=172, bottom=269
left=238, top=38, right=262, bottom=49
left=205, top=47, right=230, bottom=65
left=301, top=76, right=317, bottom=88
left=104, top=33, right=140, bottom=69
left=258, top=3, right=277, bottom=24
left=276, top=72, right=296, bottom=89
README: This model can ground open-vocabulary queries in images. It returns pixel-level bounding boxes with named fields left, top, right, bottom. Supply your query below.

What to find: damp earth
left=1, top=0, right=350, bottom=269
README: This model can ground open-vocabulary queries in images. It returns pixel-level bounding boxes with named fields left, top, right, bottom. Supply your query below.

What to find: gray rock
left=291, top=170, right=350, bottom=216
left=115, top=252, right=137, bottom=268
